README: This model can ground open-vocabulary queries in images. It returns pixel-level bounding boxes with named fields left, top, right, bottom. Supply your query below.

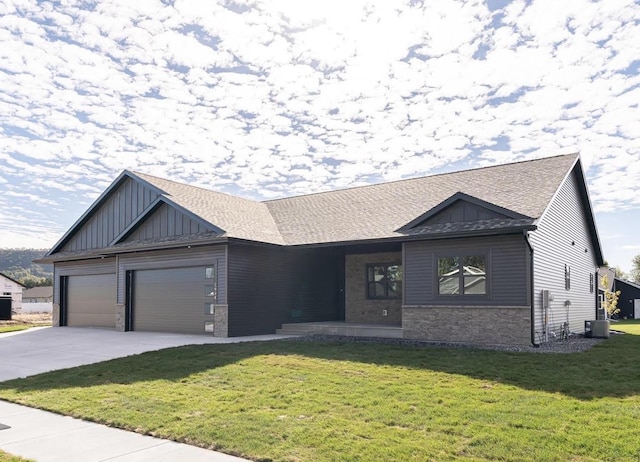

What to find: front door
left=635, top=299, right=640, bottom=319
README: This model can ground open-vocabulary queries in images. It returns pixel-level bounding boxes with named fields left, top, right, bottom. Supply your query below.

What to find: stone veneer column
left=213, top=304, right=229, bottom=337
left=52, top=303, right=60, bottom=327
left=115, top=304, right=126, bottom=332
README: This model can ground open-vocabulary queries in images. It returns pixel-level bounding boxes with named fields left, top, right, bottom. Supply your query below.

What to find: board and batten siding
left=404, top=234, right=529, bottom=306
left=62, top=177, right=160, bottom=252
left=123, top=203, right=208, bottom=242
left=53, top=258, right=117, bottom=304
left=528, top=168, right=598, bottom=338
left=117, top=245, right=227, bottom=305
left=226, top=244, right=344, bottom=337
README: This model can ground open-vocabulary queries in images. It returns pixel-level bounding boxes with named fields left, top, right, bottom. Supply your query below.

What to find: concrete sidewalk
left=0, top=400, right=249, bottom=461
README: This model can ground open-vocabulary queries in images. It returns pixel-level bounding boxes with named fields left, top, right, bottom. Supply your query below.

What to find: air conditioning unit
left=585, top=320, right=609, bottom=338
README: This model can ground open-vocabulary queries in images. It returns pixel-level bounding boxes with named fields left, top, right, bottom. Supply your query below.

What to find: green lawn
left=0, top=325, right=32, bottom=334
left=1, top=325, right=639, bottom=461
left=0, top=450, right=32, bottom=462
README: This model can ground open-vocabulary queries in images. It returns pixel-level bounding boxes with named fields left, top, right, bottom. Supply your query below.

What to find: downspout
left=524, top=231, right=539, bottom=347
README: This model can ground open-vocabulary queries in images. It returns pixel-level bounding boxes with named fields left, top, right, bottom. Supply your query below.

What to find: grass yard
left=0, top=313, right=51, bottom=334
left=0, top=326, right=32, bottom=334
left=1, top=323, right=639, bottom=461
left=0, top=450, right=32, bottom=462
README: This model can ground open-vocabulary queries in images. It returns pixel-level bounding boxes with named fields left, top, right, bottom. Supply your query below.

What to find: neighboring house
left=0, top=272, right=25, bottom=313
left=614, top=278, right=640, bottom=319
left=37, top=154, right=604, bottom=346
left=22, top=286, right=54, bottom=313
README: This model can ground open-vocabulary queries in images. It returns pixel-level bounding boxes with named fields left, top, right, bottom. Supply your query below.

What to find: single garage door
left=133, top=266, right=212, bottom=334
left=67, top=274, right=117, bottom=328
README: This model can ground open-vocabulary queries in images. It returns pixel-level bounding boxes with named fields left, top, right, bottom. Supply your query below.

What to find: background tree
left=614, top=266, right=628, bottom=280
left=631, top=254, right=640, bottom=283
left=0, top=248, right=53, bottom=287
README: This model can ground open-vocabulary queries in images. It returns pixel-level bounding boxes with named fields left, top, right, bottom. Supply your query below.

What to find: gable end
left=120, top=201, right=221, bottom=243
left=398, top=192, right=532, bottom=232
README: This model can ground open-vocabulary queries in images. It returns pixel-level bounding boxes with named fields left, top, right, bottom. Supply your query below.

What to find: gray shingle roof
left=264, top=154, right=578, bottom=245
left=130, top=154, right=578, bottom=246
left=132, top=172, right=286, bottom=245
left=22, top=286, right=53, bottom=299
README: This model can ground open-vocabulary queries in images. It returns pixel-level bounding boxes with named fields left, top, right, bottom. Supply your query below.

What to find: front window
left=438, top=255, right=486, bottom=295
left=367, top=263, right=402, bottom=299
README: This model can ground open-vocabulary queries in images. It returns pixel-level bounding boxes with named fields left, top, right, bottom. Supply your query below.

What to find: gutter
left=524, top=230, right=539, bottom=347
left=34, top=236, right=229, bottom=264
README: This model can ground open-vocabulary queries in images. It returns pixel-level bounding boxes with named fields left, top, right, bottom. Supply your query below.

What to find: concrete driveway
left=0, top=326, right=289, bottom=382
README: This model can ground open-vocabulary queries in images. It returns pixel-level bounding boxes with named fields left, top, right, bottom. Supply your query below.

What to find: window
left=565, top=264, right=571, bottom=290
left=205, top=266, right=218, bottom=302
left=589, top=273, right=594, bottom=293
left=438, top=255, right=486, bottom=295
left=366, top=263, right=402, bottom=299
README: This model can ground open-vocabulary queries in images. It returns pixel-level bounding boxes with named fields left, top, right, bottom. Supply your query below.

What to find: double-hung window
left=366, top=263, right=403, bottom=299
left=437, top=255, right=487, bottom=295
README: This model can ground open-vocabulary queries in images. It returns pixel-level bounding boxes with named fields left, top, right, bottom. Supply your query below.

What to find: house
left=21, top=286, right=54, bottom=313
left=613, top=278, right=640, bottom=319
left=37, top=153, right=604, bottom=346
left=0, top=272, right=25, bottom=315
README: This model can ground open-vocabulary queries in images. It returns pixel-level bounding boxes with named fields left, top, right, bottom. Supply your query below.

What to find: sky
left=0, top=0, right=638, bottom=272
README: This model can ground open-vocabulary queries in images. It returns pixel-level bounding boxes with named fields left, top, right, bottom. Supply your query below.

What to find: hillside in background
left=0, top=248, right=53, bottom=288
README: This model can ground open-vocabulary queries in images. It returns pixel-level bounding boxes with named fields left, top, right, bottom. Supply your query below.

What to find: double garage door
left=65, top=266, right=215, bottom=334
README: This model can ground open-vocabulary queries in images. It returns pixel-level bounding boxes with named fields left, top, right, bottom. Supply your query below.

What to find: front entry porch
left=276, top=321, right=403, bottom=339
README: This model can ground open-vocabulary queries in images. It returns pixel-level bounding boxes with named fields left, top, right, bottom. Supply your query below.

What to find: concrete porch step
left=276, top=322, right=403, bottom=339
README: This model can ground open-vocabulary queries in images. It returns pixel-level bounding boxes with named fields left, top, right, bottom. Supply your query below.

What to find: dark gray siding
left=227, top=244, right=344, bottom=337
left=404, top=234, right=528, bottom=306
left=421, top=201, right=507, bottom=226
left=124, top=203, right=208, bottom=242
left=62, top=178, right=159, bottom=251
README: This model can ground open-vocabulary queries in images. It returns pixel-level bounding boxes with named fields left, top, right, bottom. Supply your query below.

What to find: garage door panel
left=136, top=281, right=205, bottom=299
left=134, top=267, right=211, bottom=335
left=136, top=267, right=203, bottom=284
left=67, top=274, right=116, bottom=328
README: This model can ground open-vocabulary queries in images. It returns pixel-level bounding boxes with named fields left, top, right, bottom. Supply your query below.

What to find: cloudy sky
left=0, top=0, right=638, bottom=271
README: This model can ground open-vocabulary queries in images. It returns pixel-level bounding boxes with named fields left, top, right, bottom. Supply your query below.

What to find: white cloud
left=0, top=0, right=638, bottom=252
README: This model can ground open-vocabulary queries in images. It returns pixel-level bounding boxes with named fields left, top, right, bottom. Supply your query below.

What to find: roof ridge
left=263, top=153, right=579, bottom=203
left=130, top=170, right=262, bottom=205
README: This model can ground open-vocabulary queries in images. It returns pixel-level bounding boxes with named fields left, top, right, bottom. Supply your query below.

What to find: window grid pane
left=439, top=255, right=487, bottom=296
left=367, top=263, right=402, bottom=299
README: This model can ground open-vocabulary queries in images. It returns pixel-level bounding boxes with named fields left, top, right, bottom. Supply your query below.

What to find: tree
left=631, top=254, right=640, bottom=283
left=600, top=274, right=621, bottom=318
left=614, top=266, right=628, bottom=280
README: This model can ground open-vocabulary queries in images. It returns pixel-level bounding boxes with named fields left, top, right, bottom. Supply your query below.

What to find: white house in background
left=22, top=286, right=53, bottom=313
left=0, top=272, right=25, bottom=313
